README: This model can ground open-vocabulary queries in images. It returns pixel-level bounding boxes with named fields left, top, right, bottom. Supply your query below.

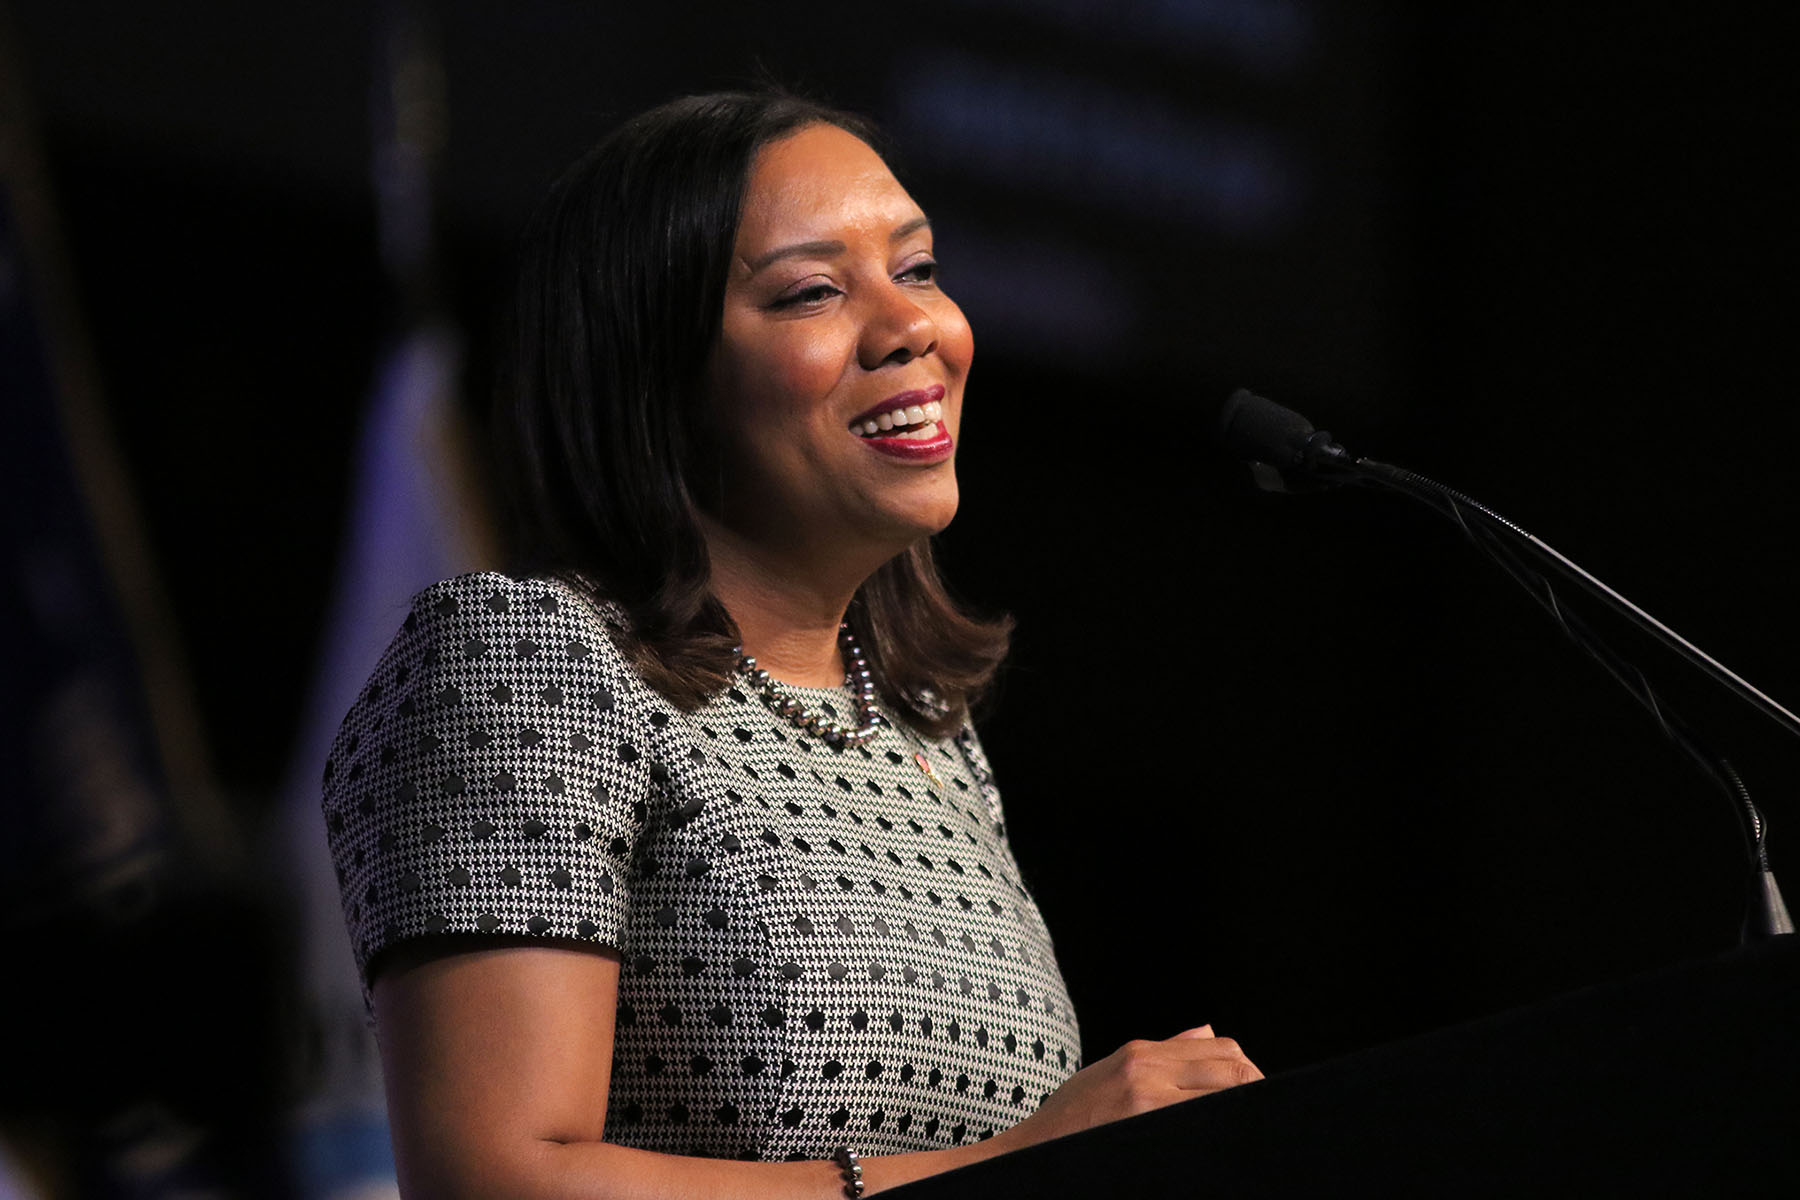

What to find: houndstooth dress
left=321, top=571, right=1081, bottom=1161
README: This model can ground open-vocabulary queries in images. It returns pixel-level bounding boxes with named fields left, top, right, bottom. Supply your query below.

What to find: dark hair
left=494, top=90, right=1010, bottom=735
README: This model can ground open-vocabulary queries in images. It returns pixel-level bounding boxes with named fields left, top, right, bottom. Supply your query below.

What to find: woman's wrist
left=833, top=1146, right=865, bottom=1197
left=982, top=1109, right=1052, bottom=1158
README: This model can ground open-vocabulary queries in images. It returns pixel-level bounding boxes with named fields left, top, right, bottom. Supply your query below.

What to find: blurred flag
left=0, top=11, right=307, bottom=1195
left=0, top=144, right=173, bottom=977
left=272, top=4, right=496, bottom=1198
left=273, top=320, right=494, bottom=1200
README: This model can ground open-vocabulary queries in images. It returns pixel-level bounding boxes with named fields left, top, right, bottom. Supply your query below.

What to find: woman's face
left=704, top=122, right=972, bottom=569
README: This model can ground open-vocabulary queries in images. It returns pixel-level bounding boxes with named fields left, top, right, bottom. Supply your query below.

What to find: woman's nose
left=859, top=287, right=938, bottom=370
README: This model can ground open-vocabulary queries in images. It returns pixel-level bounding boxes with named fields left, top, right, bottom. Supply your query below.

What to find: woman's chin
left=881, top=483, right=959, bottom=544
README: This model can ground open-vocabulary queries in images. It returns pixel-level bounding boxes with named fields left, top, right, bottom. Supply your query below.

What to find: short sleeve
left=321, top=572, right=655, bottom=986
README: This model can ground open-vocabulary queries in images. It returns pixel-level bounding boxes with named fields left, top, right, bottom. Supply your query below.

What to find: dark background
left=8, top=0, right=1795, bottom=1135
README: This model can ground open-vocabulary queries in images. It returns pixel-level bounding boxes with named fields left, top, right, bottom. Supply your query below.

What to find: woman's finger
left=1135, top=1032, right=1263, bottom=1087
left=1171, top=1023, right=1214, bottom=1039
left=1158, top=1033, right=1247, bottom=1061
left=1166, top=1051, right=1264, bottom=1092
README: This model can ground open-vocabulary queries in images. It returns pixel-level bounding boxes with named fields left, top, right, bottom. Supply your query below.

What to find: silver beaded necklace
left=735, top=623, right=884, bottom=748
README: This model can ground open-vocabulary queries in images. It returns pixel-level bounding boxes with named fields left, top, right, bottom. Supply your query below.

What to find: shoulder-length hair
left=493, top=90, right=1010, bottom=736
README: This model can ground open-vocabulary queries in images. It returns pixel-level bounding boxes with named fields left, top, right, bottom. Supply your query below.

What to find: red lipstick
left=863, top=421, right=953, bottom=461
left=849, top=384, right=953, bottom=463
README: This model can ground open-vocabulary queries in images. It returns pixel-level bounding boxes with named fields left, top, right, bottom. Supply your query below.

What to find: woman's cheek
left=790, top=324, right=852, bottom=390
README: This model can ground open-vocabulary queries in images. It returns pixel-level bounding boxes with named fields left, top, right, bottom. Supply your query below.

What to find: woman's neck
left=701, top=519, right=863, bottom=687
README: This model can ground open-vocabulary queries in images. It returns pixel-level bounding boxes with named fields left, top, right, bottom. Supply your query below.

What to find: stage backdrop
left=10, top=0, right=1794, bottom=1120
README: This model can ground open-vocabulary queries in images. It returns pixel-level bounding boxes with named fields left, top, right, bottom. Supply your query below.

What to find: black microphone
left=1216, top=388, right=1358, bottom=490
left=1217, top=388, right=1795, bottom=939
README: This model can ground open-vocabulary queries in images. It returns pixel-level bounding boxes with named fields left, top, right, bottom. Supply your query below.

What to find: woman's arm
left=375, top=942, right=1263, bottom=1199
left=375, top=942, right=1005, bottom=1198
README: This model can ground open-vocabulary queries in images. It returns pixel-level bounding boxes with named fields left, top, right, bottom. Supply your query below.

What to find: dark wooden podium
left=891, top=940, right=1800, bottom=1196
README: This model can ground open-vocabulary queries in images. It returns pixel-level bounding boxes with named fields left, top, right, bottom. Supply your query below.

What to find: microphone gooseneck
left=1219, top=389, right=1795, bottom=940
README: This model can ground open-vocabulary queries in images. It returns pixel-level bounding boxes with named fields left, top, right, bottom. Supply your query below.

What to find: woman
left=322, top=91, right=1261, bottom=1198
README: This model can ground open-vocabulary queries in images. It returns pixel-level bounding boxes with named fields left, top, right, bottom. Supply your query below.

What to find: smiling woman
left=701, top=123, right=972, bottom=691
left=319, top=91, right=1262, bottom=1198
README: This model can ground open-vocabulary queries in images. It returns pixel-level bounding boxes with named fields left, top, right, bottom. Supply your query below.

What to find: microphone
left=1216, top=388, right=1358, bottom=491
left=1218, top=388, right=1795, bottom=939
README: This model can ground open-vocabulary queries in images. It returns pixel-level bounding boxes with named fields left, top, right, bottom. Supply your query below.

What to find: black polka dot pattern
left=323, top=572, right=1080, bottom=1161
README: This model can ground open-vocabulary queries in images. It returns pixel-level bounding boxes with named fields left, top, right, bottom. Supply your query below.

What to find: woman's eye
left=899, top=260, right=938, bottom=284
left=773, top=283, right=841, bottom=309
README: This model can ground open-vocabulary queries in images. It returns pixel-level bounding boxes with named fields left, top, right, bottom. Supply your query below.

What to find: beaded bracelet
left=833, top=1145, right=865, bottom=1197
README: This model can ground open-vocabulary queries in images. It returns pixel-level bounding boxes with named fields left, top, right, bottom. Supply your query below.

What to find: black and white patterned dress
left=322, top=571, right=1080, bottom=1161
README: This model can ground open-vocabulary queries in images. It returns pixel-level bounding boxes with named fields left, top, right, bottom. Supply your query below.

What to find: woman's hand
left=994, top=1025, right=1263, bottom=1151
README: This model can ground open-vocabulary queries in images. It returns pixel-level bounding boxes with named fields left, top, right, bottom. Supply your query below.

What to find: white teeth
left=850, top=398, right=949, bottom=437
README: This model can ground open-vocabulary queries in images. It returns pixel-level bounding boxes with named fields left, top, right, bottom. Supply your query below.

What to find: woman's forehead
left=736, top=124, right=923, bottom=249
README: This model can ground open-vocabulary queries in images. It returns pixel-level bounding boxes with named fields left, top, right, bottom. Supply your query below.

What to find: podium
left=891, top=940, right=1800, bottom=1196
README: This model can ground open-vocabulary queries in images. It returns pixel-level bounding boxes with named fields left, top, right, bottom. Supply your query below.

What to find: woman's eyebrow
left=747, top=239, right=845, bottom=273
left=746, top=216, right=933, bottom=274
left=891, top=215, right=931, bottom=241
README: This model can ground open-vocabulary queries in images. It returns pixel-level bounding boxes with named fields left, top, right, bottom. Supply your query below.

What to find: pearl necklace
left=736, top=623, right=883, bottom=748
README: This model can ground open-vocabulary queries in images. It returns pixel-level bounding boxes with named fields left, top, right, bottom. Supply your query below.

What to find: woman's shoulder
left=386, top=570, right=643, bottom=679
left=406, top=570, right=622, bottom=636
left=322, top=571, right=657, bottom=793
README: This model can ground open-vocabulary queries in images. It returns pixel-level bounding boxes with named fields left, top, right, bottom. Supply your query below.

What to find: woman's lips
left=846, top=383, right=953, bottom=461
left=860, top=420, right=953, bottom=461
